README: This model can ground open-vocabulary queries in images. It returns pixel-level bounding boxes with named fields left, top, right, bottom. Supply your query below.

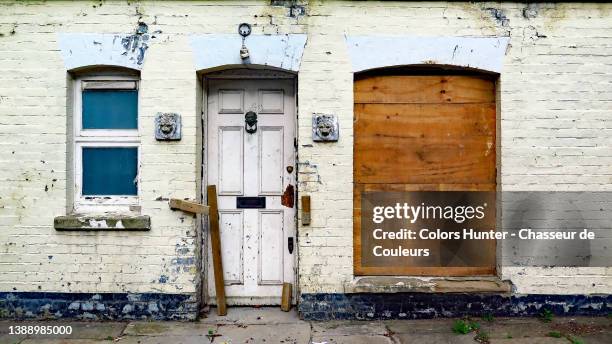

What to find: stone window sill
left=344, top=276, right=512, bottom=294
left=54, top=214, right=151, bottom=231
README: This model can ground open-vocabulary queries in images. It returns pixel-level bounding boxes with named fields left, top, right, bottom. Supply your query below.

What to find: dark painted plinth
left=298, top=293, right=612, bottom=320
left=0, top=292, right=197, bottom=320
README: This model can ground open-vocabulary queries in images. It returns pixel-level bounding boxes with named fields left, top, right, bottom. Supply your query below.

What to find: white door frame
left=200, top=68, right=298, bottom=306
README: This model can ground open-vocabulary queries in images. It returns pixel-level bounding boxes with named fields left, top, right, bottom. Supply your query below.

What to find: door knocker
left=245, top=111, right=258, bottom=134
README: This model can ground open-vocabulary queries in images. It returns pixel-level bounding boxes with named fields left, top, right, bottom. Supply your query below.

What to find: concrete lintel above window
left=190, top=34, right=307, bottom=72
left=58, top=33, right=149, bottom=71
left=346, top=36, right=510, bottom=73
left=54, top=214, right=151, bottom=231
left=344, top=276, right=513, bottom=294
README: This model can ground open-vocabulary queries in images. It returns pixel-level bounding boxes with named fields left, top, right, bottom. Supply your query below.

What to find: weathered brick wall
left=0, top=0, right=610, bottom=308
left=296, top=1, right=612, bottom=295
left=0, top=1, right=309, bottom=313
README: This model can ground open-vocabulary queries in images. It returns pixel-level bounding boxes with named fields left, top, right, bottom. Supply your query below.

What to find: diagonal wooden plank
left=207, top=185, right=227, bottom=316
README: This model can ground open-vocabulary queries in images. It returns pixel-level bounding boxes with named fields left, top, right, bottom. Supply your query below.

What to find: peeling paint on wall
left=58, top=22, right=151, bottom=70
left=190, top=34, right=307, bottom=72
left=0, top=292, right=197, bottom=320
left=298, top=160, right=322, bottom=192
left=300, top=293, right=612, bottom=320
left=0, top=23, right=17, bottom=37
left=485, top=8, right=510, bottom=27
left=270, top=0, right=307, bottom=18
left=523, top=3, right=539, bottom=19
left=346, top=36, right=510, bottom=73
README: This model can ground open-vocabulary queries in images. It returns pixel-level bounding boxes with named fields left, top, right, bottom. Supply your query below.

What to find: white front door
left=206, top=77, right=296, bottom=305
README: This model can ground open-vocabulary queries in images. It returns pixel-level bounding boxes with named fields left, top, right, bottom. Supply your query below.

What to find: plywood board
left=353, top=74, right=497, bottom=276
left=354, top=75, right=495, bottom=104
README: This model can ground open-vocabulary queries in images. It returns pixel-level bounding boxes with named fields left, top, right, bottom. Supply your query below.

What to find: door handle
left=288, top=237, right=294, bottom=254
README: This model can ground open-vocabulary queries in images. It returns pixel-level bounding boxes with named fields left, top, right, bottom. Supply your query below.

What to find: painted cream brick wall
left=0, top=1, right=610, bottom=297
left=297, top=1, right=612, bottom=295
left=0, top=0, right=308, bottom=297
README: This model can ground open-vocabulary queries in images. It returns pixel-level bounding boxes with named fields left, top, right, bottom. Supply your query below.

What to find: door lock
left=288, top=237, right=294, bottom=254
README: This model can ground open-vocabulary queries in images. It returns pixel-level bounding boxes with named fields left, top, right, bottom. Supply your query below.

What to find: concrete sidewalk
left=1, top=307, right=610, bottom=344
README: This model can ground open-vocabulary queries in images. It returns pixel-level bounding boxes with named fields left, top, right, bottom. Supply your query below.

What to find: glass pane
left=82, top=147, right=138, bottom=196
left=82, top=89, right=138, bottom=129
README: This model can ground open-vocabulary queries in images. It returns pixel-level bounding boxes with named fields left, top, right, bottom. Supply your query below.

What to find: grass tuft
left=452, top=320, right=472, bottom=334
left=568, top=336, right=584, bottom=344
left=540, top=309, right=554, bottom=322
left=452, top=319, right=480, bottom=335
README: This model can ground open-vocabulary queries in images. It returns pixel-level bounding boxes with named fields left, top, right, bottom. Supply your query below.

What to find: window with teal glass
left=82, top=147, right=138, bottom=196
left=82, top=89, right=138, bottom=129
left=74, top=76, right=140, bottom=210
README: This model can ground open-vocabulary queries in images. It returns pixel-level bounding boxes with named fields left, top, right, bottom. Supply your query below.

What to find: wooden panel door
left=354, top=74, right=497, bottom=276
left=207, top=78, right=296, bottom=305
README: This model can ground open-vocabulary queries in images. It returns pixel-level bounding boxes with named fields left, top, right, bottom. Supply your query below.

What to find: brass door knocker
left=245, top=111, right=258, bottom=134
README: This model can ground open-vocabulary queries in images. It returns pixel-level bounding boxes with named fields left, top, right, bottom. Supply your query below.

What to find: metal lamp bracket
left=238, top=23, right=251, bottom=37
left=238, top=23, right=252, bottom=60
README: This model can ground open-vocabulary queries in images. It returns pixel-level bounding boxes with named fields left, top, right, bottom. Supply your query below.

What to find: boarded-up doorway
left=205, top=71, right=297, bottom=305
left=353, top=71, right=497, bottom=276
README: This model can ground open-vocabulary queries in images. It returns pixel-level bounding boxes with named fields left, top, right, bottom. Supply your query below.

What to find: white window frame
left=73, top=75, right=140, bottom=213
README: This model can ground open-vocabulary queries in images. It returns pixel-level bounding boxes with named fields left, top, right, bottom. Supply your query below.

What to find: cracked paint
left=58, top=22, right=151, bottom=70
left=190, top=34, right=307, bottom=72
left=346, top=36, right=510, bottom=73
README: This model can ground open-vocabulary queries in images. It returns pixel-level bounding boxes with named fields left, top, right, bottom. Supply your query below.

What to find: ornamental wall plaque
left=312, top=114, right=339, bottom=142
left=155, top=112, right=181, bottom=141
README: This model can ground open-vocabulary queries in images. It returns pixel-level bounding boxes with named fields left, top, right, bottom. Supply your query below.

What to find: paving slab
left=311, top=334, right=394, bottom=344
left=0, top=321, right=125, bottom=342
left=557, top=316, right=612, bottom=327
left=385, top=319, right=456, bottom=334
left=200, top=306, right=302, bottom=325
left=489, top=338, right=568, bottom=344
left=580, top=333, right=611, bottom=344
left=394, top=333, right=477, bottom=344
left=311, top=321, right=392, bottom=344
left=210, top=323, right=310, bottom=344
left=478, top=321, right=553, bottom=339
left=0, top=334, right=27, bottom=344
left=115, top=335, right=207, bottom=344
left=311, top=320, right=388, bottom=336
left=123, top=321, right=211, bottom=337
left=480, top=316, right=611, bottom=340
left=19, top=340, right=115, bottom=344
left=1, top=312, right=610, bottom=344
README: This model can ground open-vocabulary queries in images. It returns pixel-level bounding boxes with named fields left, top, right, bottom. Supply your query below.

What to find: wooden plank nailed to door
left=207, top=185, right=227, bottom=315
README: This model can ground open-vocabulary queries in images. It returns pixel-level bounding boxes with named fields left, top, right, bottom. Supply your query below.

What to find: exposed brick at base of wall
left=298, top=293, right=611, bottom=321
left=0, top=292, right=197, bottom=320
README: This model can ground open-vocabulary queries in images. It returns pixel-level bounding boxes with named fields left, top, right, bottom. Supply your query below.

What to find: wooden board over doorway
left=353, top=74, right=497, bottom=276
